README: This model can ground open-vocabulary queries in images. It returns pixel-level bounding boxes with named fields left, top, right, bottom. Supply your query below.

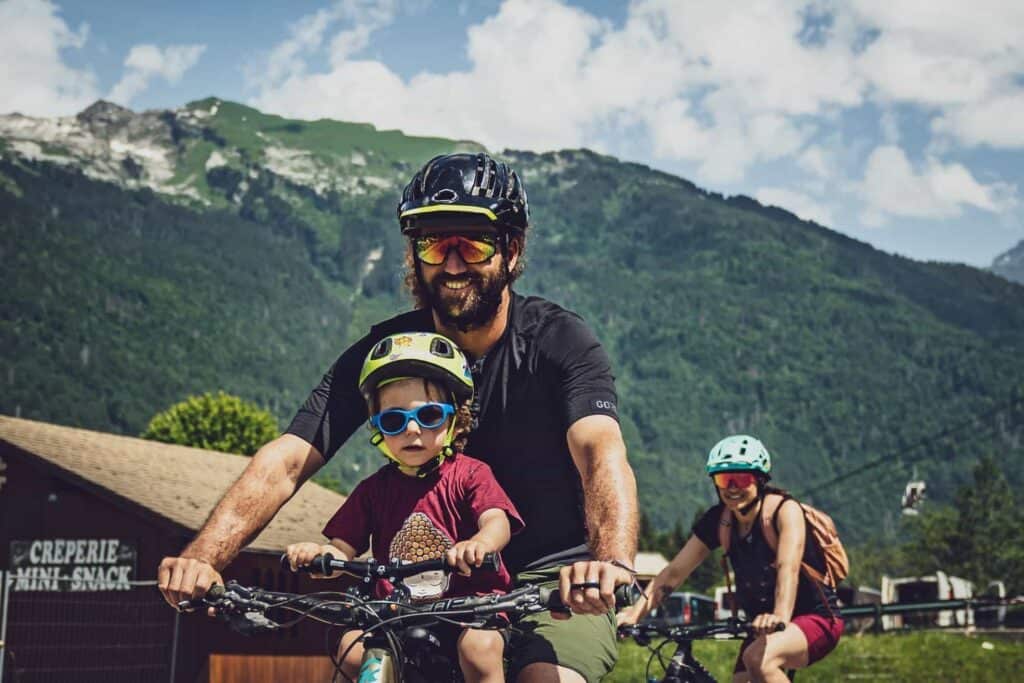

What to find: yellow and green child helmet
left=359, top=332, right=474, bottom=476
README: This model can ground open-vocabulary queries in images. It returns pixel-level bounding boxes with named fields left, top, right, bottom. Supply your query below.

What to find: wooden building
left=0, top=415, right=347, bottom=683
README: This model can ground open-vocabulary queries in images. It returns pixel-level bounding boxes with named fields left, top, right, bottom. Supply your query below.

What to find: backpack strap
left=717, top=505, right=738, bottom=619
left=758, top=493, right=787, bottom=552
left=718, top=504, right=733, bottom=555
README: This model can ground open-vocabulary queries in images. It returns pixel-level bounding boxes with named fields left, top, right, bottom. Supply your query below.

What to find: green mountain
left=3, top=99, right=1023, bottom=546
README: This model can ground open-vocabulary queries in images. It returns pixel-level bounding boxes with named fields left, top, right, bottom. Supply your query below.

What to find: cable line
left=796, top=387, right=1024, bottom=496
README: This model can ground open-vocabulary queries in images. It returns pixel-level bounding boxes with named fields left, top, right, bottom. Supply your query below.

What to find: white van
left=880, top=571, right=973, bottom=630
left=713, top=585, right=746, bottom=621
left=643, top=591, right=718, bottom=627
left=974, top=581, right=1007, bottom=628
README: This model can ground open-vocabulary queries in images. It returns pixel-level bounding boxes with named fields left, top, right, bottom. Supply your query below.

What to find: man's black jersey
left=287, top=292, right=620, bottom=574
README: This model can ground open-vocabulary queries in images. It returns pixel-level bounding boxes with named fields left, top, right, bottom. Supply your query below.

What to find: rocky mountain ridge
left=3, top=100, right=1023, bottom=542
left=992, top=239, right=1024, bottom=284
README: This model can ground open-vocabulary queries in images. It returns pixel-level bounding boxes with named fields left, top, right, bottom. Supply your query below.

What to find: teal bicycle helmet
left=706, top=435, right=772, bottom=478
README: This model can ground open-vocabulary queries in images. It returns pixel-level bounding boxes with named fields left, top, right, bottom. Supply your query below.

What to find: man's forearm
left=183, top=437, right=319, bottom=570
left=583, top=443, right=638, bottom=564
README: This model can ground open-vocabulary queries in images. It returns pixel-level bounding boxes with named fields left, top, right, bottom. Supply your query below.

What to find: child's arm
left=445, top=508, right=511, bottom=576
left=285, top=538, right=358, bottom=579
left=616, top=534, right=711, bottom=625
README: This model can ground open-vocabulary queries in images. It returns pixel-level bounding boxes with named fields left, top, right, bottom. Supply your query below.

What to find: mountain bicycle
left=618, top=618, right=788, bottom=683
left=180, top=552, right=636, bottom=683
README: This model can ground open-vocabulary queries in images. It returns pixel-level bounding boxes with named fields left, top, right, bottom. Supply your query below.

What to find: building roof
left=0, top=415, right=346, bottom=553
left=634, top=551, right=670, bottom=579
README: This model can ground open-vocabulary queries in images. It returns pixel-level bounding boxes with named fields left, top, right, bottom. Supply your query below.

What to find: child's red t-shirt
left=322, top=452, right=524, bottom=598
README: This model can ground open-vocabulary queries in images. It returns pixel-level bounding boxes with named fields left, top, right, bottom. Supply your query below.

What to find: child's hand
left=615, top=593, right=652, bottom=627
left=445, top=540, right=491, bottom=577
left=285, top=542, right=339, bottom=578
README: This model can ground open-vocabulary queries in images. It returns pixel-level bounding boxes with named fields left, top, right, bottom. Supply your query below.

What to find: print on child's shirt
left=389, top=511, right=453, bottom=601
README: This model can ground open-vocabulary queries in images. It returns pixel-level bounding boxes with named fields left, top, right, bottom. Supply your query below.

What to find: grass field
left=605, top=630, right=1024, bottom=682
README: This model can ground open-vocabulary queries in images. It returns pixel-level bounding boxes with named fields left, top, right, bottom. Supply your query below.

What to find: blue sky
left=2, top=0, right=1023, bottom=267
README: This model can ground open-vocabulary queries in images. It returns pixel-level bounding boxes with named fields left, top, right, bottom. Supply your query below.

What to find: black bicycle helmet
left=398, top=153, right=529, bottom=234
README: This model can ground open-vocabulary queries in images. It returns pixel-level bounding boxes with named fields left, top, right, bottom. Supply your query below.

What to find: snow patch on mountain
left=205, top=150, right=228, bottom=170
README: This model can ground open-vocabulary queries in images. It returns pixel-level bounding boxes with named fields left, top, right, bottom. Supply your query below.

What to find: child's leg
left=337, top=629, right=366, bottom=680
left=457, top=627, right=505, bottom=683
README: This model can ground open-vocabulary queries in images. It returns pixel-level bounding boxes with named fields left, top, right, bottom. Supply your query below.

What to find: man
left=159, top=152, right=639, bottom=682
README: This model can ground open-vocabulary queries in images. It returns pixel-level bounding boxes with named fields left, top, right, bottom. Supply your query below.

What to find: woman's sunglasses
left=371, top=402, right=455, bottom=436
left=712, top=472, right=757, bottom=489
left=413, top=234, right=497, bottom=265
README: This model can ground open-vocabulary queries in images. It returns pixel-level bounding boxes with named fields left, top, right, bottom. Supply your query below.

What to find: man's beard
left=420, top=263, right=509, bottom=332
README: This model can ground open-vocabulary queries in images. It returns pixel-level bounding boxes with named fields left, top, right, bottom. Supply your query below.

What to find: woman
left=619, top=435, right=843, bottom=683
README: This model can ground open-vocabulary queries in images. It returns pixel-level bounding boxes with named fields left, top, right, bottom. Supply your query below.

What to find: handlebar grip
left=176, top=583, right=226, bottom=612
left=480, top=552, right=501, bottom=573
left=313, top=553, right=335, bottom=576
left=280, top=552, right=336, bottom=575
left=542, top=583, right=638, bottom=613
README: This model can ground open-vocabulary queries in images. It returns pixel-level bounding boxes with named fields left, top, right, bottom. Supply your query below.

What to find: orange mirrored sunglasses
left=712, top=472, right=757, bottom=489
left=413, top=234, right=497, bottom=265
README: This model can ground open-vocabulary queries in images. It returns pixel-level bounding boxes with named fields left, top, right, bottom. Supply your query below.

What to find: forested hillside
left=3, top=100, right=1023, bottom=545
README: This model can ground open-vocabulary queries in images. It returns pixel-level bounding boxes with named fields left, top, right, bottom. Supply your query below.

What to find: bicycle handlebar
left=280, top=551, right=502, bottom=580
left=178, top=577, right=639, bottom=631
left=619, top=618, right=785, bottom=644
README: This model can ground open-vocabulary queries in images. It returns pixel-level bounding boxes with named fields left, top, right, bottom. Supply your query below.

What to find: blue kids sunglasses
left=371, top=402, right=456, bottom=436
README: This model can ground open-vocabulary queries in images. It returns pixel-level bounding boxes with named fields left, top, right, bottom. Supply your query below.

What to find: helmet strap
left=367, top=409, right=459, bottom=479
left=738, top=489, right=763, bottom=517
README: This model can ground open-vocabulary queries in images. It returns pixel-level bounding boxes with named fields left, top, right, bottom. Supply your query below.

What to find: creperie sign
left=10, top=539, right=137, bottom=592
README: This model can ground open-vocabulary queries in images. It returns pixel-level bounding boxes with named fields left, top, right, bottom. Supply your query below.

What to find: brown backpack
left=718, top=493, right=849, bottom=589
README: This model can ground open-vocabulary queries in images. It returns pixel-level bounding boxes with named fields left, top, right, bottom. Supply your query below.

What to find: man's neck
left=432, top=288, right=512, bottom=360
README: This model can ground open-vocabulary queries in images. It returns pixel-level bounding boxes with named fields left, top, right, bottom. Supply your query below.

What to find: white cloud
left=241, top=0, right=1021, bottom=230
left=0, top=0, right=98, bottom=116
left=933, top=94, right=1024, bottom=149
left=755, top=187, right=835, bottom=226
left=798, top=145, right=835, bottom=180
left=860, top=145, right=1012, bottom=222
left=849, top=0, right=1024, bottom=149
left=107, top=44, right=206, bottom=105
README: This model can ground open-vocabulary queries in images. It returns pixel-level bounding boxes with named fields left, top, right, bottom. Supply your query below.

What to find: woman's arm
left=617, top=534, right=711, bottom=625
left=755, top=499, right=805, bottom=633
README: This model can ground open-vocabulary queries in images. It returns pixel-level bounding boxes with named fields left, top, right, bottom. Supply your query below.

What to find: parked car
left=643, top=591, right=717, bottom=627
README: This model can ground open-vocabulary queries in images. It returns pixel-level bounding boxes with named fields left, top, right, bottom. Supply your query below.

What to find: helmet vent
left=739, top=447, right=747, bottom=455
left=430, top=337, right=454, bottom=358
left=370, top=338, right=392, bottom=359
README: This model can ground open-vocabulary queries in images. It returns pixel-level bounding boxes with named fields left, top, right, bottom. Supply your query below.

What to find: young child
left=618, top=435, right=843, bottom=683
left=286, top=332, right=523, bottom=683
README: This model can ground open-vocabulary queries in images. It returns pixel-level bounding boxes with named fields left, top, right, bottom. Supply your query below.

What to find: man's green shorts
left=507, top=566, right=618, bottom=682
